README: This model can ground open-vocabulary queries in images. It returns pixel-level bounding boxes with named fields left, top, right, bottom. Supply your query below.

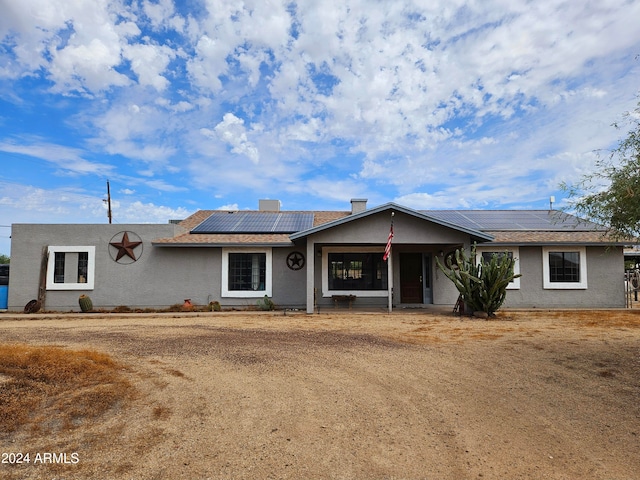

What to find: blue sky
left=1, top=0, right=640, bottom=256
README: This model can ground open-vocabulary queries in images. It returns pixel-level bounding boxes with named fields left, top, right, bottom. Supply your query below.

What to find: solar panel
left=191, top=212, right=315, bottom=233
left=423, top=211, right=482, bottom=230
left=423, top=210, right=603, bottom=231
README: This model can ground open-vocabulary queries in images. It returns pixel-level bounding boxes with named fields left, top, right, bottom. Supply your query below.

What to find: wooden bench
left=331, top=294, right=356, bottom=309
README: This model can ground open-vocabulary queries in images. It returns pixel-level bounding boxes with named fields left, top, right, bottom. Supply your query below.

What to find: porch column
left=306, top=240, right=315, bottom=314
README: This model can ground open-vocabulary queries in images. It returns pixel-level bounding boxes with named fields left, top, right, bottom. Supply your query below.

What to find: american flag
left=383, top=223, right=393, bottom=261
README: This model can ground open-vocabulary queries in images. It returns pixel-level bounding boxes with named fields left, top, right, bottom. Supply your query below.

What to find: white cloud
left=0, top=140, right=114, bottom=176
left=141, top=179, right=188, bottom=193
left=0, top=0, right=183, bottom=94
left=49, top=37, right=131, bottom=93
left=154, top=99, right=194, bottom=112
left=303, top=177, right=372, bottom=204
left=0, top=181, right=108, bottom=221
left=187, top=34, right=229, bottom=92
left=87, top=100, right=179, bottom=163
left=211, top=113, right=260, bottom=164
left=123, top=43, right=176, bottom=91
left=143, top=0, right=177, bottom=28
left=0, top=179, right=193, bottom=254
left=217, top=203, right=239, bottom=211
left=1, top=0, right=639, bottom=217
left=0, top=0, right=76, bottom=73
left=114, top=200, right=192, bottom=223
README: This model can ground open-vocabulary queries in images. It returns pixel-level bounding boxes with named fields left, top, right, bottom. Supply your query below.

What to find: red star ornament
left=110, top=232, right=142, bottom=261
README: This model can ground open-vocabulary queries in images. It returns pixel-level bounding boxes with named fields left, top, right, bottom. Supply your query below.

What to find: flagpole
left=387, top=249, right=393, bottom=313
left=387, top=212, right=394, bottom=313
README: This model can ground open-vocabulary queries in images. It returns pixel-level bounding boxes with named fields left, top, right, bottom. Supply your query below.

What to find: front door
left=400, top=253, right=423, bottom=303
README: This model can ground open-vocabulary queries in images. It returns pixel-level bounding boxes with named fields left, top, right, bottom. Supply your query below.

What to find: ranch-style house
left=7, top=199, right=626, bottom=312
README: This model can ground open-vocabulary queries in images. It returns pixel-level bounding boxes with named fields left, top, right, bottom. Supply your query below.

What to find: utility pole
left=106, top=180, right=113, bottom=224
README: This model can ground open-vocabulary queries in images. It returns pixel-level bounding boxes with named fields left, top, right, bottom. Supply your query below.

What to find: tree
left=561, top=102, right=640, bottom=240
left=435, top=245, right=521, bottom=317
left=0, top=254, right=9, bottom=264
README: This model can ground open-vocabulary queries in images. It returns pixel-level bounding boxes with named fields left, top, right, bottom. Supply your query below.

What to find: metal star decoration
left=109, top=231, right=143, bottom=261
left=286, top=251, right=305, bottom=270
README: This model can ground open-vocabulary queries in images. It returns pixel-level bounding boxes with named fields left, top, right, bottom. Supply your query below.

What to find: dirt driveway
left=1, top=309, right=639, bottom=479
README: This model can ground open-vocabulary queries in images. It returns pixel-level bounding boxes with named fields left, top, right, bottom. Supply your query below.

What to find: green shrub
left=257, top=295, right=275, bottom=311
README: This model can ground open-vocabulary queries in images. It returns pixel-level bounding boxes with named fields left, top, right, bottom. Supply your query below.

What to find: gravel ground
left=1, top=309, right=639, bottom=479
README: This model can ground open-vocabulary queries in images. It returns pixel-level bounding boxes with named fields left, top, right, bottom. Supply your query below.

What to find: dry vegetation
left=0, top=309, right=639, bottom=479
left=0, top=344, right=133, bottom=440
left=0, top=344, right=134, bottom=479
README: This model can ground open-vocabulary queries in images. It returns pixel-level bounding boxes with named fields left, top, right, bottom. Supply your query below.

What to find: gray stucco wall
left=150, top=245, right=307, bottom=310
left=270, top=247, right=308, bottom=309
left=8, top=224, right=309, bottom=311
left=9, top=224, right=184, bottom=311
left=432, top=257, right=461, bottom=305
left=308, top=210, right=474, bottom=245
left=502, top=246, right=625, bottom=308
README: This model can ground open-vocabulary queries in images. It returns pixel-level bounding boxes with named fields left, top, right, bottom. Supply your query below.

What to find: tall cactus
left=475, top=251, right=519, bottom=315
left=436, top=244, right=521, bottom=316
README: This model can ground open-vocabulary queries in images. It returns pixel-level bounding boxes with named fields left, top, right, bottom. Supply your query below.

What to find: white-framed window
left=475, top=246, right=520, bottom=289
left=46, top=246, right=95, bottom=290
left=221, top=248, right=272, bottom=298
left=542, top=246, right=587, bottom=289
left=321, top=246, right=388, bottom=297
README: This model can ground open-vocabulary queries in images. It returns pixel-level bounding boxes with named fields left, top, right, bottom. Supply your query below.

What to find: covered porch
left=305, top=242, right=465, bottom=313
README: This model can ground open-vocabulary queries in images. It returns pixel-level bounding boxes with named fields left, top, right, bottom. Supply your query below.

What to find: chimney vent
left=350, top=198, right=368, bottom=214
left=259, top=199, right=281, bottom=211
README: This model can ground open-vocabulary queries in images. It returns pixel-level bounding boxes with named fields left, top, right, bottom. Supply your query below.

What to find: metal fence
left=625, top=269, right=639, bottom=308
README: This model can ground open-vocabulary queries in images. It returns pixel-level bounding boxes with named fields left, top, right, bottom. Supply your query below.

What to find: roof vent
left=259, top=199, right=281, bottom=212
left=350, top=198, right=368, bottom=214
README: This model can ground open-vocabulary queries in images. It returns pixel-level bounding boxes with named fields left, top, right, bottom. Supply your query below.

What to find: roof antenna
left=549, top=195, right=555, bottom=211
